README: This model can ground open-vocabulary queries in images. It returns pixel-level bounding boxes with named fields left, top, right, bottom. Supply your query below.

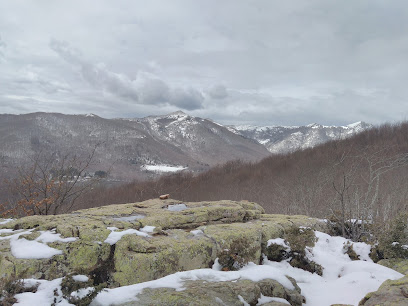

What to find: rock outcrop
left=119, top=278, right=304, bottom=306
left=359, top=275, right=408, bottom=306
left=0, top=199, right=328, bottom=305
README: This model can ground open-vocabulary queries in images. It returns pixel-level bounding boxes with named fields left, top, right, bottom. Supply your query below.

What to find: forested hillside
left=78, top=122, right=408, bottom=234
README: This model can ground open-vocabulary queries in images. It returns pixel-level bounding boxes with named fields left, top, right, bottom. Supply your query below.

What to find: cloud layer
left=1, top=1, right=408, bottom=125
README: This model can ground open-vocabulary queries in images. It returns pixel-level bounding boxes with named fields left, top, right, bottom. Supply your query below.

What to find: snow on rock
left=139, top=226, right=155, bottom=233
left=212, top=258, right=222, bottom=271
left=10, top=238, right=63, bottom=259
left=0, top=229, right=33, bottom=240
left=238, top=295, right=250, bottom=305
left=14, top=278, right=71, bottom=306
left=72, top=275, right=89, bottom=282
left=167, top=203, right=188, bottom=211
left=112, top=215, right=145, bottom=222
left=267, top=237, right=290, bottom=250
left=190, top=229, right=204, bottom=236
left=6, top=226, right=403, bottom=306
left=0, top=218, right=13, bottom=225
left=90, top=264, right=295, bottom=306
left=257, top=295, right=290, bottom=305
left=36, top=229, right=78, bottom=243
left=264, top=231, right=403, bottom=306
left=0, top=228, right=77, bottom=259
left=104, top=227, right=150, bottom=245
left=142, top=164, right=187, bottom=173
left=71, top=287, right=95, bottom=299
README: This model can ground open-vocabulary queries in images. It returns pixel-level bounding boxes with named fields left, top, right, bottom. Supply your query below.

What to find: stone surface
left=113, top=278, right=304, bottom=306
left=359, top=275, right=408, bottom=306
left=378, top=259, right=408, bottom=275
left=0, top=199, right=327, bottom=287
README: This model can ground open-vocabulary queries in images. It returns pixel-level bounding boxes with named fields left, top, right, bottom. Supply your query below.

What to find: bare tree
left=331, top=147, right=408, bottom=240
left=1, top=145, right=104, bottom=217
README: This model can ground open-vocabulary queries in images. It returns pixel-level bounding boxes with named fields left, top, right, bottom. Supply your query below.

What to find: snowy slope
left=228, top=121, right=372, bottom=154
left=0, top=112, right=269, bottom=181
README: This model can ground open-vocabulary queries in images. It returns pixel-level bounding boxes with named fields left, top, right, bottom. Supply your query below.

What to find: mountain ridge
left=0, top=111, right=269, bottom=181
left=227, top=121, right=372, bottom=154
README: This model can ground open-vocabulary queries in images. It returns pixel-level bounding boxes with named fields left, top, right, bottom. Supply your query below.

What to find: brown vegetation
left=0, top=146, right=100, bottom=217
left=75, top=122, right=408, bottom=239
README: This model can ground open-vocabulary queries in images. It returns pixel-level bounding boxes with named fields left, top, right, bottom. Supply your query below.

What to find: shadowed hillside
left=77, top=122, right=408, bottom=229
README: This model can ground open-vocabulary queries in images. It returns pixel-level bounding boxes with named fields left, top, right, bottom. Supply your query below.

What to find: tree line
left=75, top=122, right=408, bottom=239
left=3, top=122, right=408, bottom=241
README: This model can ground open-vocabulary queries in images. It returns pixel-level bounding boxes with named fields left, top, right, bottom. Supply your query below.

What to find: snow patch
left=238, top=295, right=250, bottom=306
left=190, top=229, right=204, bottom=236
left=10, top=238, right=63, bottom=259
left=71, top=287, right=95, bottom=299
left=0, top=228, right=76, bottom=259
left=14, top=278, right=71, bottom=306
left=264, top=231, right=403, bottom=306
left=0, top=218, right=13, bottom=225
left=72, top=275, right=89, bottom=282
left=142, top=165, right=187, bottom=173
left=112, top=215, right=145, bottom=222
left=90, top=264, right=295, bottom=306
left=257, top=295, right=290, bottom=305
left=104, top=228, right=150, bottom=245
left=36, top=229, right=77, bottom=243
left=267, top=238, right=290, bottom=249
left=139, top=226, right=155, bottom=233
left=167, top=204, right=188, bottom=211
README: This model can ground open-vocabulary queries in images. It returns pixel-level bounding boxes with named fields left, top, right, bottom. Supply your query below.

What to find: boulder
left=378, top=258, right=408, bottom=275
left=0, top=199, right=327, bottom=286
left=359, top=275, right=408, bottom=305
left=1, top=199, right=331, bottom=306
left=110, top=278, right=304, bottom=306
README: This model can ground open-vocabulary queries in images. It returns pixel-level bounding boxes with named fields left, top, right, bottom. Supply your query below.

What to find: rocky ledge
left=0, top=199, right=405, bottom=305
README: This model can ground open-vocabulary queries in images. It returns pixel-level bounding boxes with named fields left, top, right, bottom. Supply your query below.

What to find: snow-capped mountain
left=227, top=121, right=372, bottom=154
left=0, top=111, right=269, bottom=181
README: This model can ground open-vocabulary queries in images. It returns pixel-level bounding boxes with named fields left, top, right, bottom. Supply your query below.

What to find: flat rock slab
left=111, top=278, right=303, bottom=306
left=0, top=199, right=327, bottom=289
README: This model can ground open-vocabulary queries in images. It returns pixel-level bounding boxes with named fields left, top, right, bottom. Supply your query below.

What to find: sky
left=1, top=0, right=408, bottom=126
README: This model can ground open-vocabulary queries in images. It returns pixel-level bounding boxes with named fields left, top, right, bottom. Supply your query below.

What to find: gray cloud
left=50, top=39, right=139, bottom=101
left=207, top=85, right=228, bottom=99
left=49, top=39, right=204, bottom=110
left=1, top=1, right=408, bottom=125
left=0, top=35, right=6, bottom=60
left=170, top=87, right=204, bottom=110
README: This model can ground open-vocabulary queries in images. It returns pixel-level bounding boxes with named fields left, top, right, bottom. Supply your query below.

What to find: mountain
left=227, top=121, right=372, bottom=154
left=0, top=111, right=269, bottom=181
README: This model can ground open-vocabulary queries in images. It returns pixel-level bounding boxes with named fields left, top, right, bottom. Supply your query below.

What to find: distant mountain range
left=227, top=121, right=372, bottom=154
left=0, top=111, right=268, bottom=180
left=0, top=111, right=371, bottom=181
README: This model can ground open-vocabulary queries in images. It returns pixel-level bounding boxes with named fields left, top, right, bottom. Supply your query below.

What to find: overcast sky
left=1, top=0, right=408, bottom=126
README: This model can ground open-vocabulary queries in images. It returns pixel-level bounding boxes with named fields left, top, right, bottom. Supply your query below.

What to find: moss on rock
left=112, top=229, right=216, bottom=286
left=378, top=259, right=408, bottom=275
left=359, top=275, right=408, bottom=305
left=115, top=278, right=303, bottom=306
left=0, top=199, right=328, bottom=293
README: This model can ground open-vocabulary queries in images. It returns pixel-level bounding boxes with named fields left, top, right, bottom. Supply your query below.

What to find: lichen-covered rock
left=359, top=275, right=408, bottom=305
left=376, top=213, right=408, bottom=260
left=265, top=226, right=323, bottom=275
left=0, top=199, right=327, bottom=293
left=343, top=241, right=360, bottom=261
left=378, top=259, right=408, bottom=275
left=202, top=222, right=263, bottom=271
left=112, top=229, right=216, bottom=285
left=264, top=242, right=290, bottom=262
left=112, top=278, right=304, bottom=306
